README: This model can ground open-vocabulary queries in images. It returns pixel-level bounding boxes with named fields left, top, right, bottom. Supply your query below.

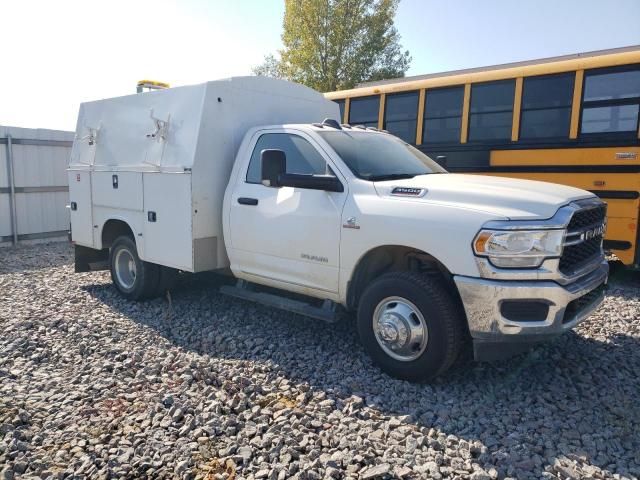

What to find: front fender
left=338, top=197, right=502, bottom=304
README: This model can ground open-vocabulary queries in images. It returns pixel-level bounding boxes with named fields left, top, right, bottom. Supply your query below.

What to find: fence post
left=6, top=134, right=18, bottom=245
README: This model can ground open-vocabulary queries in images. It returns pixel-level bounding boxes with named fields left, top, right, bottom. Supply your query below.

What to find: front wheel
left=109, top=236, right=160, bottom=300
left=357, top=271, right=466, bottom=382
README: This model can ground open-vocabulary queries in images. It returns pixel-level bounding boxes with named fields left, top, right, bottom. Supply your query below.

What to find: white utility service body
left=69, top=77, right=608, bottom=381
left=68, top=77, right=337, bottom=273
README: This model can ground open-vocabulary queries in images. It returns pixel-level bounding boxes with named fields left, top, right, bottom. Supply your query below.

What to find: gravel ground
left=1, top=242, right=639, bottom=480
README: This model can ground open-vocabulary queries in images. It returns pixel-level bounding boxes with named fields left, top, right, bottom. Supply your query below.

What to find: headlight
left=473, top=229, right=564, bottom=268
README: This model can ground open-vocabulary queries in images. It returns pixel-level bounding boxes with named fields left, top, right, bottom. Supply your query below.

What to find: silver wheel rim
left=372, top=296, right=428, bottom=362
left=114, top=248, right=137, bottom=290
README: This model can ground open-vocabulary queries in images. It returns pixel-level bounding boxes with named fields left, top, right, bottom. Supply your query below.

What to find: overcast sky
left=1, top=0, right=638, bottom=131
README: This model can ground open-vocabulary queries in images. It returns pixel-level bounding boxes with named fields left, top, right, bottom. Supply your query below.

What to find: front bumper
left=454, top=260, right=608, bottom=361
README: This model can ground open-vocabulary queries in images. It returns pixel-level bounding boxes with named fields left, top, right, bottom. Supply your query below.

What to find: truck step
left=220, top=280, right=343, bottom=323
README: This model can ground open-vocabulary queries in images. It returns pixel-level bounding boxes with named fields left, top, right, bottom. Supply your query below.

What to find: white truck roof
left=69, top=76, right=339, bottom=172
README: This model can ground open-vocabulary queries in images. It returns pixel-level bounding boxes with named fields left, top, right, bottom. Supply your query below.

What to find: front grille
left=559, top=237, right=603, bottom=273
left=566, top=204, right=606, bottom=231
left=559, top=204, right=607, bottom=275
left=563, top=283, right=606, bottom=324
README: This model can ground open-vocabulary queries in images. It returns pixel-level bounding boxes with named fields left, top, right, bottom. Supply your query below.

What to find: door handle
left=238, top=197, right=258, bottom=206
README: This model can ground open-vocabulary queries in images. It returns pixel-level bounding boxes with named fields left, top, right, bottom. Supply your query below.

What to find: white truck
left=68, top=77, right=608, bottom=381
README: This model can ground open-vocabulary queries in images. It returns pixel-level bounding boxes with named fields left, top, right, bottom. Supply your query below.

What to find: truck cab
left=221, top=120, right=608, bottom=380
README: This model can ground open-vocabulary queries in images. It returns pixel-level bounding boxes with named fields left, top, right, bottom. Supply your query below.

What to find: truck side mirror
left=261, top=149, right=286, bottom=187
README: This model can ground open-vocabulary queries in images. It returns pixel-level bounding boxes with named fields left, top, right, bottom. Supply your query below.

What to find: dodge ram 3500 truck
left=68, top=77, right=608, bottom=381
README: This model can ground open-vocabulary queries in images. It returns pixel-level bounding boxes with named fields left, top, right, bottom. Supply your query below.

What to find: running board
left=220, top=280, right=342, bottom=323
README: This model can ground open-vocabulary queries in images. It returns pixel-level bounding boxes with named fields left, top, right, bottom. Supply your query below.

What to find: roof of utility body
left=69, top=76, right=339, bottom=171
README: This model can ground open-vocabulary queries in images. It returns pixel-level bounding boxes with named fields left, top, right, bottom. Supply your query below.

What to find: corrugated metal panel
left=15, top=192, right=70, bottom=235
left=0, top=137, right=9, bottom=237
left=1, top=125, right=74, bottom=243
left=0, top=129, right=12, bottom=239
left=0, top=194, right=11, bottom=237
left=0, top=136, right=7, bottom=188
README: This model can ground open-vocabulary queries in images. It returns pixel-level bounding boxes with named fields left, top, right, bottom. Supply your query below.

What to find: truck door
left=228, top=130, right=346, bottom=295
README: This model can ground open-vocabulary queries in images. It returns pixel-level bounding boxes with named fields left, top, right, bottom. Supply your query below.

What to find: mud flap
left=75, top=245, right=109, bottom=273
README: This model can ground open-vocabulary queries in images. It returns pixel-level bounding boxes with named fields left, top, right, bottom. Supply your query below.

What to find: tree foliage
left=251, top=54, right=284, bottom=79
left=252, top=0, right=411, bottom=92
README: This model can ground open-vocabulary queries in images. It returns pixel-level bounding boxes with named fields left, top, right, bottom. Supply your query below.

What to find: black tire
left=109, top=236, right=160, bottom=300
left=357, top=271, right=466, bottom=382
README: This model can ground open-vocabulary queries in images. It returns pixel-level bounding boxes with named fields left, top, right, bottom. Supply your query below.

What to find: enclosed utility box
left=68, top=77, right=338, bottom=272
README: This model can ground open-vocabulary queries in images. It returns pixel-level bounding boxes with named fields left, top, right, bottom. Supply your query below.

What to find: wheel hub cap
left=379, top=320, right=400, bottom=342
left=373, top=297, right=428, bottom=362
left=114, top=249, right=137, bottom=290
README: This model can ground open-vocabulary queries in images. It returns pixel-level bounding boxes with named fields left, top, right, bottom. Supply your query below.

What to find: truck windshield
left=317, top=130, right=446, bottom=181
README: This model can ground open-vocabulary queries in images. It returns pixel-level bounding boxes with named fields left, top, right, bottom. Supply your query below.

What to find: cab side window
left=246, top=133, right=328, bottom=184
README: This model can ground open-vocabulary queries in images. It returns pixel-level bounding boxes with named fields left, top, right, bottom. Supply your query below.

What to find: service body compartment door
left=92, top=171, right=144, bottom=211
left=142, top=172, right=194, bottom=271
left=68, top=169, right=94, bottom=247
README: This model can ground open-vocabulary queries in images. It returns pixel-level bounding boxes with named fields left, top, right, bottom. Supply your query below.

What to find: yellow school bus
left=325, top=46, right=640, bottom=266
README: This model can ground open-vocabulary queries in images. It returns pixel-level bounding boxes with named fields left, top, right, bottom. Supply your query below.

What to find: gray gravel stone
left=1, top=469, right=14, bottom=480
left=470, top=470, right=492, bottom=480
left=360, top=462, right=391, bottom=479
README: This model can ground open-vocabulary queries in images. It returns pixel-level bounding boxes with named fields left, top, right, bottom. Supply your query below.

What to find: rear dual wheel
left=357, top=271, right=466, bottom=382
left=109, top=236, right=176, bottom=300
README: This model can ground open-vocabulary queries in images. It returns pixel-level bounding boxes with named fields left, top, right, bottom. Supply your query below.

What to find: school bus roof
left=325, top=44, right=640, bottom=99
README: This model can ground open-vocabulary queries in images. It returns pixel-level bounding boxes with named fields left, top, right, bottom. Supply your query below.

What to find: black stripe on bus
left=589, top=190, right=640, bottom=199
left=419, top=138, right=640, bottom=152
left=603, top=240, right=633, bottom=251
left=446, top=165, right=640, bottom=174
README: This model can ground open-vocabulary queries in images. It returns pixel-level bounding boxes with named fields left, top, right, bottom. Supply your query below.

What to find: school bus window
left=423, top=86, right=464, bottom=144
left=520, top=73, right=574, bottom=139
left=384, top=91, right=419, bottom=143
left=580, top=66, right=640, bottom=135
left=582, top=105, right=639, bottom=134
left=468, top=80, right=515, bottom=142
left=349, top=95, right=380, bottom=127
left=333, top=99, right=346, bottom=123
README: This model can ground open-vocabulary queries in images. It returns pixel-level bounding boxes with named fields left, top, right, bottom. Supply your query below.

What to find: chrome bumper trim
left=454, top=260, right=608, bottom=340
left=475, top=254, right=604, bottom=285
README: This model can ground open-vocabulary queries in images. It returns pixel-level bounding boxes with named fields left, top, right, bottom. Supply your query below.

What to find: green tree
left=251, top=54, right=284, bottom=79
left=252, top=0, right=411, bottom=92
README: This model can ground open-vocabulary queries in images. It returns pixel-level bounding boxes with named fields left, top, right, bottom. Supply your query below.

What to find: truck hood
left=373, top=173, right=595, bottom=220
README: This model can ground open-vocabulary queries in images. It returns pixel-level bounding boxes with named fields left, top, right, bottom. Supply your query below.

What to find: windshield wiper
left=365, top=173, right=424, bottom=181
